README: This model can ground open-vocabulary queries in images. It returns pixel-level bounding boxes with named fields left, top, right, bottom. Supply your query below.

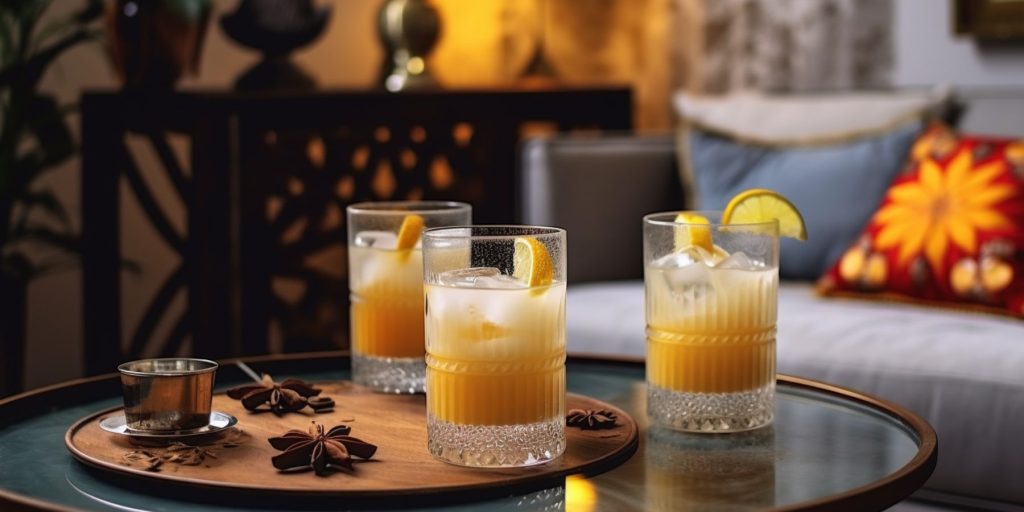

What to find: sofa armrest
left=520, top=134, right=684, bottom=283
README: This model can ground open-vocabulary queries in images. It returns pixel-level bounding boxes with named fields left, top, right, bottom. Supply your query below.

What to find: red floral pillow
left=817, top=124, right=1024, bottom=316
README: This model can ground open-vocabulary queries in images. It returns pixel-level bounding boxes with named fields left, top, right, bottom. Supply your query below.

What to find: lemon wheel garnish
left=395, top=214, right=425, bottom=259
left=673, top=213, right=713, bottom=251
left=512, top=236, right=554, bottom=289
left=722, top=188, right=807, bottom=241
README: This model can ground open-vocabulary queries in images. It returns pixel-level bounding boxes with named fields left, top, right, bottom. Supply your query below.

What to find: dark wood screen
left=81, top=88, right=632, bottom=376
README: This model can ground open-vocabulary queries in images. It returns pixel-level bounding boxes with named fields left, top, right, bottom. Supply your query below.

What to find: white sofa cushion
left=567, top=280, right=1024, bottom=504
left=673, top=87, right=952, bottom=144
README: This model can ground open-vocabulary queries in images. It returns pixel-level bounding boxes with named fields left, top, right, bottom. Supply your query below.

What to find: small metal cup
left=117, top=358, right=218, bottom=432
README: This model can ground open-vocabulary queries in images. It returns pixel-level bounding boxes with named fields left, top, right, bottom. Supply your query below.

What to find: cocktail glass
left=643, top=212, right=779, bottom=432
left=347, top=201, right=471, bottom=394
left=422, top=225, right=566, bottom=467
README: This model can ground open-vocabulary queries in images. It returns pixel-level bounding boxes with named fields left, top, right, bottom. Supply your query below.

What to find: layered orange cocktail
left=646, top=262, right=778, bottom=395
left=644, top=191, right=804, bottom=432
left=346, top=201, right=470, bottom=394
left=349, top=242, right=425, bottom=358
left=423, top=227, right=566, bottom=467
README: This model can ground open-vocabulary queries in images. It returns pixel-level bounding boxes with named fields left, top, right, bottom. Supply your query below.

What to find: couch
left=519, top=108, right=1024, bottom=510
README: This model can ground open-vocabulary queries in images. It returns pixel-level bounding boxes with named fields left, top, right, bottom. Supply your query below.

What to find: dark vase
left=105, top=0, right=212, bottom=89
left=0, top=271, right=27, bottom=397
left=220, top=0, right=331, bottom=91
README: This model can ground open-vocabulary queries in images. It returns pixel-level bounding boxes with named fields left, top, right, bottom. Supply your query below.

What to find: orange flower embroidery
left=873, top=147, right=1013, bottom=274
left=910, top=125, right=957, bottom=163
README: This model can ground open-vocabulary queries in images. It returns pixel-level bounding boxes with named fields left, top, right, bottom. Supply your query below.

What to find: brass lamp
left=378, top=0, right=441, bottom=91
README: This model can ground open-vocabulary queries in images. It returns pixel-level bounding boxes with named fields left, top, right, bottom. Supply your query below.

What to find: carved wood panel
left=82, top=89, right=632, bottom=375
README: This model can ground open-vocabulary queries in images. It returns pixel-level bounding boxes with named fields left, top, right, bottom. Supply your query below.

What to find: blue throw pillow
left=687, top=122, right=923, bottom=280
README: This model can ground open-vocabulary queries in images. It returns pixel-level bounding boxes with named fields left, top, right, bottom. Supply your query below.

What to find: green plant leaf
left=0, top=12, right=15, bottom=66
left=9, top=224, right=79, bottom=253
left=25, top=93, right=74, bottom=163
left=10, top=144, right=74, bottom=197
left=0, top=250, right=34, bottom=279
left=14, top=1, right=46, bottom=61
left=17, top=190, right=70, bottom=228
left=33, top=18, right=79, bottom=53
left=0, top=0, right=101, bottom=283
left=0, top=27, right=90, bottom=90
left=34, top=16, right=101, bottom=56
left=24, top=99, right=77, bottom=129
left=23, top=255, right=78, bottom=278
left=0, top=1, right=45, bottom=17
left=74, top=0, right=103, bottom=23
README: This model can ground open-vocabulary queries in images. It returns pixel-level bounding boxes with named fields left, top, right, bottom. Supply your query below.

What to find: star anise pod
left=268, top=422, right=377, bottom=476
left=567, top=409, right=618, bottom=430
left=227, top=374, right=322, bottom=415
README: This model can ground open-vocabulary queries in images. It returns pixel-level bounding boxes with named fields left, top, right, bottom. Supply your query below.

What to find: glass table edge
left=566, top=353, right=939, bottom=511
left=769, top=374, right=938, bottom=511
left=0, top=351, right=938, bottom=512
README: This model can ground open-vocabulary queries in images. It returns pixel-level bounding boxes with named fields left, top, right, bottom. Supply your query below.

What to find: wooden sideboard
left=80, top=87, right=632, bottom=376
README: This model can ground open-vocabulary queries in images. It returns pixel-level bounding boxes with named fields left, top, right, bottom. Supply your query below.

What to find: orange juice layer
left=647, top=330, right=774, bottom=393
left=424, top=282, right=566, bottom=425
left=351, top=298, right=424, bottom=358
left=645, top=266, right=777, bottom=393
left=427, top=358, right=565, bottom=425
left=349, top=246, right=424, bottom=359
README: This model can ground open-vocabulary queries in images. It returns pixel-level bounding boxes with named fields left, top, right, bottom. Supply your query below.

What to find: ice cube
left=654, top=249, right=714, bottom=306
left=653, top=244, right=726, bottom=268
left=664, top=264, right=714, bottom=308
left=438, top=267, right=501, bottom=287
left=715, top=251, right=755, bottom=270
left=474, top=274, right=527, bottom=289
left=652, top=248, right=701, bottom=269
left=354, top=230, right=397, bottom=249
left=663, top=261, right=711, bottom=289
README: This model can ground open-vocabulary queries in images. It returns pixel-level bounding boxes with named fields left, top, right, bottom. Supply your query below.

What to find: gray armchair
left=520, top=135, right=682, bottom=284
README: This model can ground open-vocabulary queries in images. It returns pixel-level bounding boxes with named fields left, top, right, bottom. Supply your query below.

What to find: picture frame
left=953, top=0, right=1024, bottom=40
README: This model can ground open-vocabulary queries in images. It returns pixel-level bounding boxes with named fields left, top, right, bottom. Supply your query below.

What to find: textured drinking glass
left=644, top=212, right=779, bottom=432
left=347, top=201, right=471, bottom=393
left=423, top=226, right=567, bottom=467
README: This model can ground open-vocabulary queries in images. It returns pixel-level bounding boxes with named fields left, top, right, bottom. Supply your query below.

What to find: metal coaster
left=99, top=411, right=237, bottom=439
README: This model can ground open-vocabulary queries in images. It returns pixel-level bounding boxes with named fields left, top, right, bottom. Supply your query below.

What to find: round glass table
left=0, top=353, right=936, bottom=511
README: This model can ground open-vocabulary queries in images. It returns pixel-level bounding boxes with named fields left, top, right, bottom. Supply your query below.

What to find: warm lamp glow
left=565, top=475, right=598, bottom=512
left=407, top=56, right=425, bottom=75
left=430, top=0, right=535, bottom=85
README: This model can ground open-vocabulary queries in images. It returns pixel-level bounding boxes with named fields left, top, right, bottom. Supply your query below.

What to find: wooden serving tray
left=65, top=381, right=637, bottom=502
